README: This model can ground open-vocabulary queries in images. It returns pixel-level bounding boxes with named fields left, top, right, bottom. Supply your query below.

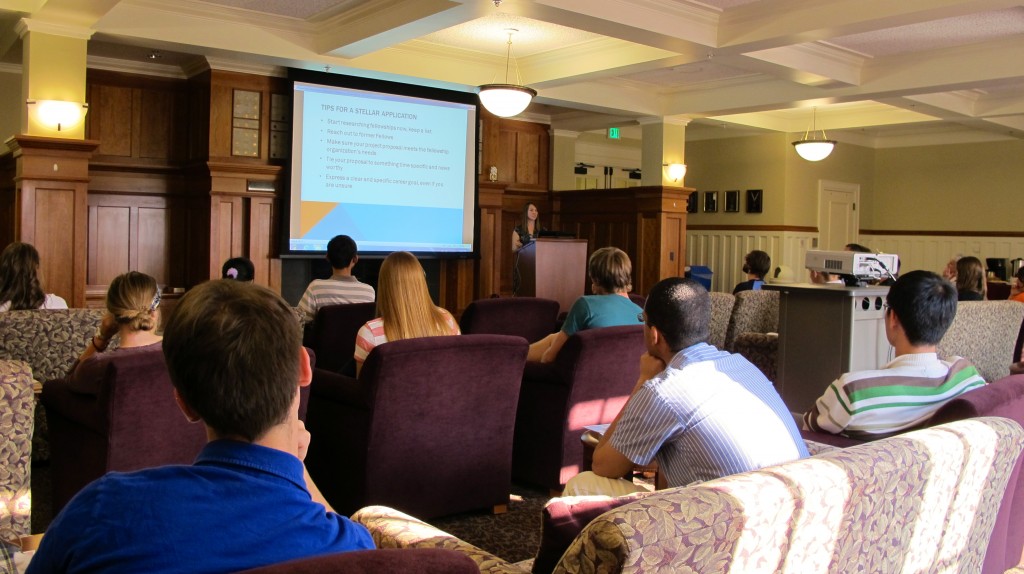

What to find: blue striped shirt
left=610, top=343, right=808, bottom=488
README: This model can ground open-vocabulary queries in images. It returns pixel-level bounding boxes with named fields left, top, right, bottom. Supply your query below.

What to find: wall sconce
left=27, top=99, right=89, bottom=132
left=663, top=163, right=687, bottom=182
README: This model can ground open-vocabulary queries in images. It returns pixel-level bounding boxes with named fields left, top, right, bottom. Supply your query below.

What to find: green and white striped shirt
left=802, top=353, right=985, bottom=439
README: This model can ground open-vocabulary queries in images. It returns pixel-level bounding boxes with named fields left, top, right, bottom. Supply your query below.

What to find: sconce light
left=792, top=107, right=835, bottom=161
left=478, top=29, right=536, bottom=118
left=663, top=163, right=687, bottom=182
left=27, top=99, right=89, bottom=132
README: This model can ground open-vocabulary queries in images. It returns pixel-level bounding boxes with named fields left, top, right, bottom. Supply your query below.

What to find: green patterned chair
left=0, top=309, right=107, bottom=462
left=353, top=417, right=1024, bottom=574
left=0, top=360, right=34, bottom=537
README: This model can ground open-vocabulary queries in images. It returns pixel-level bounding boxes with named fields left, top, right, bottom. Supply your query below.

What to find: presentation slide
left=288, top=76, right=477, bottom=256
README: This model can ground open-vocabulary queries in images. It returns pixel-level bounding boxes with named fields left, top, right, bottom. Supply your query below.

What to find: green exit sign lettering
left=607, top=127, right=620, bottom=139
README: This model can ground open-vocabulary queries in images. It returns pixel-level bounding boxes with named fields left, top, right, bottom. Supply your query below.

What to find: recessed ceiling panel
left=419, top=13, right=602, bottom=57
left=828, top=8, right=1024, bottom=58
left=199, top=0, right=354, bottom=20
left=619, top=61, right=758, bottom=89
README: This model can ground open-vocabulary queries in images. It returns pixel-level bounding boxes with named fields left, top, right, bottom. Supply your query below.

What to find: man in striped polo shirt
left=297, top=235, right=375, bottom=325
left=803, top=270, right=985, bottom=439
left=564, top=277, right=808, bottom=497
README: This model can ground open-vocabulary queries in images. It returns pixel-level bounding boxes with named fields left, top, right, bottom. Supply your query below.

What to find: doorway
left=817, top=180, right=860, bottom=251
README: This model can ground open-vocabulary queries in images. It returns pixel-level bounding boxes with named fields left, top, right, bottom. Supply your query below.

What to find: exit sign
left=607, top=127, right=620, bottom=139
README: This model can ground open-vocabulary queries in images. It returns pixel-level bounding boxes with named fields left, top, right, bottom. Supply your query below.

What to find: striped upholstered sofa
left=353, top=417, right=1024, bottom=574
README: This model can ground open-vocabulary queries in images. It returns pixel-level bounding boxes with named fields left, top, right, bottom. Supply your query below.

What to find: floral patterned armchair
left=0, top=360, right=33, bottom=537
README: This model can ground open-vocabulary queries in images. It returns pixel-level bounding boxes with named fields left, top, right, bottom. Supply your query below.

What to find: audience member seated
left=808, top=268, right=844, bottom=285
left=802, top=270, right=986, bottom=440
left=956, top=255, right=986, bottom=301
left=563, top=277, right=807, bottom=497
left=732, top=249, right=769, bottom=294
left=528, top=247, right=642, bottom=363
left=1011, top=266, right=1024, bottom=303
left=942, top=255, right=960, bottom=282
left=66, top=271, right=163, bottom=380
left=0, top=242, right=67, bottom=312
left=354, top=251, right=458, bottom=376
left=221, top=256, right=255, bottom=282
left=297, top=235, right=375, bottom=325
left=28, top=280, right=374, bottom=574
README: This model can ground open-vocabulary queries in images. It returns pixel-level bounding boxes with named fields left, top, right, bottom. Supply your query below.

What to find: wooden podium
left=516, top=238, right=588, bottom=313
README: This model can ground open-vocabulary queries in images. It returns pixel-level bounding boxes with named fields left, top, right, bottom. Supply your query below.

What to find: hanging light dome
left=478, top=29, right=535, bottom=118
left=792, top=107, right=836, bottom=161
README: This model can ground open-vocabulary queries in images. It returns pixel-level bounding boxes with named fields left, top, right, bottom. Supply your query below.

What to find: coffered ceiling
left=2, top=0, right=1024, bottom=147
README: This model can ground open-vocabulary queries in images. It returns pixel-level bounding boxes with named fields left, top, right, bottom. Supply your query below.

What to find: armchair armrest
left=40, top=377, right=108, bottom=435
left=351, top=505, right=527, bottom=574
left=310, top=368, right=369, bottom=407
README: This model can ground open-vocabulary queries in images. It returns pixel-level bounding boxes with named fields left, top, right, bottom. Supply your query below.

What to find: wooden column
left=4, top=135, right=99, bottom=307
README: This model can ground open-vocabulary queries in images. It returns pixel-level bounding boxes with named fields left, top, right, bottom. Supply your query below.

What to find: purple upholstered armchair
left=41, top=345, right=208, bottom=512
left=304, top=302, right=377, bottom=373
left=233, top=548, right=479, bottom=574
left=459, top=297, right=560, bottom=343
left=304, top=334, right=528, bottom=519
left=512, top=324, right=646, bottom=492
left=801, top=374, right=1024, bottom=573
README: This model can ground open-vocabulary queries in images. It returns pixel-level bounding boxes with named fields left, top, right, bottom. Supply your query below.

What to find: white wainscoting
left=686, top=230, right=1024, bottom=292
left=862, top=234, right=1024, bottom=280
left=686, top=229, right=818, bottom=293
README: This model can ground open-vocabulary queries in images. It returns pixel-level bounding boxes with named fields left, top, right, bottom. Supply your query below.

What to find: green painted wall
left=0, top=69, right=22, bottom=144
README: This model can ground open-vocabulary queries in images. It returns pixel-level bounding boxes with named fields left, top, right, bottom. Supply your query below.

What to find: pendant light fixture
left=478, top=29, right=536, bottom=118
left=792, top=107, right=836, bottom=161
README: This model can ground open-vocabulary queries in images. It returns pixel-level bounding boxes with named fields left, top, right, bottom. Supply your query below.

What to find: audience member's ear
left=173, top=388, right=201, bottom=423
left=298, top=346, right=313, bottom=387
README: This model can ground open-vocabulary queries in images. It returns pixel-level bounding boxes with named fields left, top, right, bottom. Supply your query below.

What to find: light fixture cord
left=504, top=34, right=513, bottom=84
left=803, top=107, right=828, bottom=141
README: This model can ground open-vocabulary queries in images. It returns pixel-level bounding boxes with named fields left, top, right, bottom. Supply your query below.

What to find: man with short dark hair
left=733, top=249, right=771, bottom=294
left=564, top=277, right=807, bottom=497
left=297, top=234, right=375, bottom=324
left=28, top=280, right=374, bottom=574
left=803, top=270, right=985, bottom=439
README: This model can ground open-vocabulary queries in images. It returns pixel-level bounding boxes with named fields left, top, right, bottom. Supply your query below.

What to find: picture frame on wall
left=704, top=191, right=718, bottom=213
left=746, top=189, right=763, bottom=213
left=686, top=191, right=698, bottom=213
left=725, top=190, right=740, bottom=212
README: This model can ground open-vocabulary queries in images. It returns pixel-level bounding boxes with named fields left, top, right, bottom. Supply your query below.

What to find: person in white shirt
left=297, top=235, right=375, bottom=324
left=0, top=242, right=67, bottom=312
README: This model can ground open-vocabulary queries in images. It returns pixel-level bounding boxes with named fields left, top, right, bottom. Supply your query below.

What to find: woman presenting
left=512, top=202, right=543, bottom=251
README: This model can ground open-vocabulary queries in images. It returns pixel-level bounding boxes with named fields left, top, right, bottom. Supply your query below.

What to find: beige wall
left=872, top=140, right=1024, bottom=232
left=784, top=138, right=875, bottom=228
left=684, top=133, right=789, bottom=226
left=0, top=69, right=22, bottom=144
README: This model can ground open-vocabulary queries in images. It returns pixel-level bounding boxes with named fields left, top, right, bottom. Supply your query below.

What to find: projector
left=804, top=250, right=899, bottom=281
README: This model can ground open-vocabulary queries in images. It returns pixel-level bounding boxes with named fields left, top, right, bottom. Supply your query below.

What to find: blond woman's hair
left=106, top=271, right=160, bottom=332
left=376, top=251, right=452, bottom=342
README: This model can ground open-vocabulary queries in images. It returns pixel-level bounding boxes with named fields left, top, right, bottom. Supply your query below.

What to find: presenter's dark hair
left=589, top=247, right=632, bottom=294
left=162, top=280, right=299, bottom=442
left=643, top=277, right=710, bottom=351
left=743, top=250, right=771, bottom=279
left=326, top=235, right=358, bottom=269
left=221, top=257, right=255, bottom=282
left=885, top=270, right=957, bottom=346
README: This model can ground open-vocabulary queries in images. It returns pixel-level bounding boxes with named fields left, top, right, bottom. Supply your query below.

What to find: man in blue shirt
left=565, top=277, right=807, bottom=496
left=28, top=280, right=374, bottom=574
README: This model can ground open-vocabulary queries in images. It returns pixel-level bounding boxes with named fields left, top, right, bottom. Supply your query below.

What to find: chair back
left=724, top=290, right=779, bottom=351
left=42, top=346, right=207, bottom=512
left=305, top=334, right=527, bottom=518
left=0, top=360, right=33, bottom=536
left=937, top=300, right=1024, bottom=382
left=708, top=292, right=736, bottom=349
left=459, top=297, right=559, bottom=343
left=0, top=309, right=105, bottom=381
left=310, top=303, right=377, bottom=372
left=513, top=325, right=646, bottom=490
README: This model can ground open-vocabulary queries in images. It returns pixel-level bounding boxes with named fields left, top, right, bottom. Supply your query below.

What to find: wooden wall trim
left=862, top=229, right=1024, bottom=238
left=688, top=224, right=818, bottom=233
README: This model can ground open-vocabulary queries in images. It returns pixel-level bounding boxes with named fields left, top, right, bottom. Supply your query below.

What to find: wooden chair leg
left=492, top=504, right=508, bottom=515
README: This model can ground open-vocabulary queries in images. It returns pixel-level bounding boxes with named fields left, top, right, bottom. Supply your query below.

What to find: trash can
left=686, top=265, right=713, bottom=291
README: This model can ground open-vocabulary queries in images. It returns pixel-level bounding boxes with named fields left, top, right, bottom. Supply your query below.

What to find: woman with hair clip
left=67, top=271, right=163, bottom=378
left=0, top=242, right=68, bottom=311
left=955, top=256, right=986, bottom=301
left=221, top=257, right=255, bottom=282
left=353, top=251, right=459, bottom=376
left=512, top=202, right=543, bottom=251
